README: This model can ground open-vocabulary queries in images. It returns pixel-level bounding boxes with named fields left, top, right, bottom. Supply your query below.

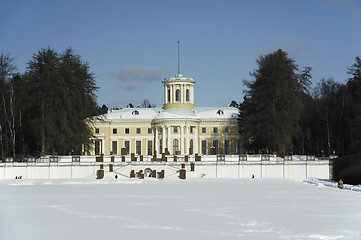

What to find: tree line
left=0, top=48, right=105, bottom=159
left=239, top=49, right=361, bottom=157
left=2, top=47, right=360, bottom=159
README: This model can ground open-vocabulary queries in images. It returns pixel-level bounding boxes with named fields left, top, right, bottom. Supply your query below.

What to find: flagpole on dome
left=175, top=41, right=183, bottom=78
left=178, top=40, right=180, bottom=76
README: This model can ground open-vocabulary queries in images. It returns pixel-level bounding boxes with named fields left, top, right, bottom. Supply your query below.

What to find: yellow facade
left=87, top=72, right=241, bottom=156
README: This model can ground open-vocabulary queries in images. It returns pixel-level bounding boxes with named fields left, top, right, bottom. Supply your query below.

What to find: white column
left=188, top=86, right=190, bottom=103
left=162, top=127, right=166, bottom=153
left=143, top=138, right=147, bottom=155
left=169, top=85, right=172, bottom=103
left=180, top=84, right=183, bottom=103
left=167, top=126, right=171, bottom=153
left=194, top=127, right=198, bottom=154
left=180, top=125, right=184, bottom=154
left=181, top=84, right=185, bottom=103
left=155, top=127, right=159, bottom=154
left=191, top=85, right=194, bottom=104
left=185, top=84, right=188, bottom=102
left=164, top=86, right=167, bottom=104
left=186, top=126, right=190, bottom=155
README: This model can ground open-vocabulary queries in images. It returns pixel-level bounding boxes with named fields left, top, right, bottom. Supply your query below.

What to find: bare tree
left=141, top=99, right=156, bottom=108
left=0, top=53, right=16, bottom=159
left=7, top=82, right=16, bottom=158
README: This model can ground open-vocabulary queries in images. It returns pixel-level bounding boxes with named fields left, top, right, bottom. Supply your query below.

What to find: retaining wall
left=0, top=154, right=330, bottom=180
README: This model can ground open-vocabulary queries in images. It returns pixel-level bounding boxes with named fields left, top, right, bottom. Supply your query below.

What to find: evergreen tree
left=24, top=47, right=99, bottom=155
left=240, top=49, right=310, bottom=155
left=25, top=48, right=60, bottom=154
left=97, top=104, right=108, bottom=115
left=58, top=48, right=99, bottom=154
left=229, top=100, right=239, bottom=108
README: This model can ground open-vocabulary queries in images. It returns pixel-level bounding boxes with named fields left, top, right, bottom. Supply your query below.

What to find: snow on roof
left=196, top=107, right=239, bottom=120
left=104, top=107, right=162, bottom=121
left=162, top=74, right=195, bottom=84
left=155, top=108, right=198, bottom=120
left=94, top=106, right=239, bottom=122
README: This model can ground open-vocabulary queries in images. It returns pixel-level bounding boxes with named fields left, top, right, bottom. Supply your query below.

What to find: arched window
left=176, top=89, right=181, bottom=102
left=132, top=110, right=139, bottom=115
left=167, top=88, right=171, bottom=103
left=173, top=139, right=179, bottom=155
left=216, top=110, right=224, bottom=115
left=186, top=89, right=190, bottom=102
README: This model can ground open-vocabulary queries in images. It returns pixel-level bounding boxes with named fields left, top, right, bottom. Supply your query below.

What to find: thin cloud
left=322, top=0, right=353, bottom=6
left=282, top=37, right=308, bottom=54
left=119, top=80, right=142, bottom=89
left=107, top=99, right=133, bottom=108
left=111, top=66, right=164, bottom=89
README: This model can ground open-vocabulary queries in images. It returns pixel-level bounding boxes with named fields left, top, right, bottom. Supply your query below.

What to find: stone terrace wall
left=0, top=154, right=330, bottom=180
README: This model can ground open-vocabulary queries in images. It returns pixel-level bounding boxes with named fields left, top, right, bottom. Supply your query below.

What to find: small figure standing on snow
left=338, top=179, right=343, bottom=189
left=252, top=174, right=254, bottom=178
left=115, top=174, right=118, bottom=180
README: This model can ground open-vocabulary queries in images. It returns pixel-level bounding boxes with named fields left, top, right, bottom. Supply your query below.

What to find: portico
left=153, top=123, right=199, bottom=155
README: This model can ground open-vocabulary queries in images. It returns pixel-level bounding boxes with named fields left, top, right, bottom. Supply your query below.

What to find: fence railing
left=0, top=154, right=330, bottom=167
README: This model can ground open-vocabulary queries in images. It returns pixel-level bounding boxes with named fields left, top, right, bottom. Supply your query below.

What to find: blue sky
left=1, top=0, right=361, bottom=108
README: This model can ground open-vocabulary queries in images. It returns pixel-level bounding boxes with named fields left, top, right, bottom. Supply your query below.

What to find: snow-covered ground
left=1, top=178, right=360, bottom=240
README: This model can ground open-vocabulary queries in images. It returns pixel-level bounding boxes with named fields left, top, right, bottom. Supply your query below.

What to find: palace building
left=88, top=47, right=241, bottom=156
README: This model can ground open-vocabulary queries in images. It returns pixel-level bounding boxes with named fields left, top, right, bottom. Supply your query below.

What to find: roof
left=92, top=106, right=239, bottom=122
left=162, top=74, right=195, bottom=84
left=196, top=107, right=239, bottom=120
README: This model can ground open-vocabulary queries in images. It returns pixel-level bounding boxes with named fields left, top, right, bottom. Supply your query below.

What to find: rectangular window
left=173, top=126, right=178, bottom=133
left=148, top=128, right=152, bottom=134
left=125, top=128, right=129, bottom=134
left=224, top=127, right=229, bottom=134
left=201, top=140, right=207, bottom=155
left=236, top=140, right=242, bottom=154
left=173, top=139, right=179, bottom=154
left=147, top=141, right=153, bottom=155
left=136, top=128, right=141, bottom=134
left=95, top=128, right=99, bottom=134
left=112, top=141, right=117, bottom=155
left=224, top=139, right=230, bottom=155
left=113, top=128, right=117, bottom=134
left=190, top=127, right=193, bottom=133
left=124, top=141, right=130, bottom=155
left=202, top=127, right=206, bottom=133
left=213, top=127, right=218, bottom=134
left=136, top=141, right=141, bottom=155
left=95, top=140, right=101, bottom=155
left=213, top=140, right=219, bottom=154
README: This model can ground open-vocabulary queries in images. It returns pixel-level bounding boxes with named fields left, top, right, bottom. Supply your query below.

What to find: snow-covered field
left=1, top=178, right=360, bottom=240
